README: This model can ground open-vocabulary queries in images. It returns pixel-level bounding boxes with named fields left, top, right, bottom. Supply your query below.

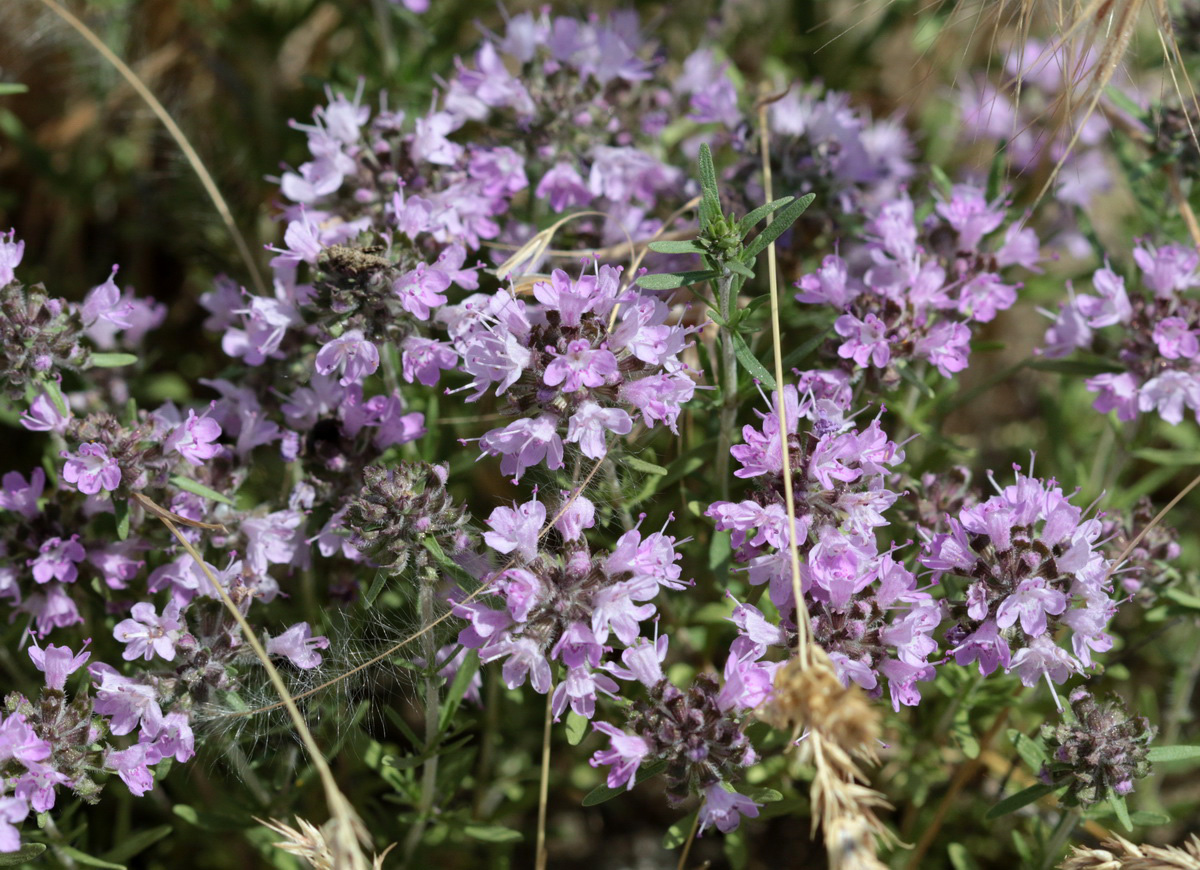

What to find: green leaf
left=952, top=706, right=980, bottom=759
left=742, top=193, right=816, bottom=261
left=0, top=844, right=47, bottom=865
left=1163, top=588, right=1200, bottom=611
left=421, top=536, right=478, bottom=588
left=0, top=83, right=29, bottom=96
left=1147, top=745, right=1200, bottom=763
left=740, top=786, right=783, bottom=803
left=57, top=846, right=126, bottom=869
left=1105, top=87, right=1147, bottom=126
left=463, top=824, right=522, bottom=843
left=636, top=270, right=717, bottom=291
left=985, top=145, right=1007, bottom=202
left=624, top=455, right=667, bottom=476
left=737, top=196, right=795, bottom=235
left=930, top=164, right=954, bottom=196
left=363, top=569, right=390, bottom=608
left=647, top=239, right=705, bottom=255
left=984, top=783, right=1057, bottom=819
left=438, top=649, right=480, bottom=734
left=582, top=759, right=668, bottom=806
left=89, top=353, right=138, bottom=369
left=1128, top=810, right=1171, bottom=826
left=705, top=306, right=728, bottom=327
left=566, top=711, right=588, bottom=746
left=169, top=475, right=234, bottom=505
left=697, top=143, right=722, bottom=227
left=1009, top=729, right=1049, bottom=771
left=42, top=376, right=69, bottom=416
left=662, top=813, right=696, bottom=850
left=947, top=842, right=982, bottom=870
left=725, top=259, right=755, bottom=280
left=114, top=498, right=131, bottom=541
left=1109, top=793, right=1133, bottom=832
left=731, top=332, right=776, bottom=390
left=1028, top=359, right=1123, bottom=376
left=102, top=824, right=173, bottom=863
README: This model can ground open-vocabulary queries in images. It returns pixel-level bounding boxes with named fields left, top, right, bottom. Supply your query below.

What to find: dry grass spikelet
left=755, top=646, right=898, bottom=868
left=1059, top=834, right=1200, bottom=870
left=259, top=816, right=396, bottom=870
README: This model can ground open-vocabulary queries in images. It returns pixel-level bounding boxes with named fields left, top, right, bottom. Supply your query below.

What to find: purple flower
left=0, top=469, right=45, bottom=520
left=1133, top=241, right=1200, bottom=297
left=90, top=663, right=165, bottom=736
left=0, top=229, right=24, bottom=286
left=566, top=403, right=633, bottom=459
left=266, top=622, right=330, bottom=669
left=0, top=796, right=28, bottom=853
left=536, top=162, right=593, bottom=212
left=113, top=599, right=184, bottom=661
left=588, top=721, right=650, bottom=790
left=164, top=409, right=223, bottom=466
left=543, top=340, right=618, bottom=392
left=20, top=391, right=71, bottom=434
left=1153, top=316, right=1199, bottom=360
left=80, top=265, right=135, bottom=330
left=61, top=442, right=122, bottom=495
left=484, top=499, right=545, bottom=563
left=936, top=185, right=1005, bottom=249
left=834, top=312, right=891, bottom=368
left=28, top=535, right=86, bottom=584
left=698, top=783, right=761, bottom=835
left=401, top=336, right=458, bottom=386
left=0, top=713, right=51, bottom=766
left=394, top=262, right=451, bottom=321
left=28, top=639, right=90, bottom=690
left=477, top=415, right=565, bottom=482
left=106, top=743, right=155, bottom=797
left=315, top=329, right=380, bottom=385
left=1086, top=372, right=1140, bottom=421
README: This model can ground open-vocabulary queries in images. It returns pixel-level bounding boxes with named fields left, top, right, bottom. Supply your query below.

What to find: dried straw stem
left=1060, top=834, right=1200, bottom=869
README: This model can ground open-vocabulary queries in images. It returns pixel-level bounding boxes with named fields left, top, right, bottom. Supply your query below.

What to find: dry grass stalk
left=757, top=647, right=897, bottom=869
left=1059, top=834, right=1200, bottom=869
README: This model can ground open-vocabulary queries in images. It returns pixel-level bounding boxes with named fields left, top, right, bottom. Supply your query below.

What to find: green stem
left=403, top=568, right=442, bottom=863
left=1040, top=807, right=1081, bottom=870
left=715, top=273, right=739, bottom=503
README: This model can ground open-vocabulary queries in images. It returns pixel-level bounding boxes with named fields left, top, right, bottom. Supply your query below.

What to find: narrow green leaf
left=90, top=353, right=138, bottom=368
left=737, top=196, right=795, bottom=234
left=1105, top=87, right=1146, bottom=126
left=647, top=239, right=705, bottom=255
left=1028, top=359, right=1123, bottom=376
left=725, top=259, right=755, bottom=280
left=731, top=332, right=776, bottom=390
left=0, top=844, right=46, bottom=865
left=740, top=786, right=783, bottom=803
left=363, top=569, right=390, bottom=608
left=947, top=842, right=982, bottom=870
left=636, top=270, right=717, bottom=291
left=930, top=164, right=954, bottom=196
left=169, top=475, right=234, bottom=505
left=742, top=193, right=816, bottom=261
left=1146, top=745, right=1200, bottom=763
left=114, top=498, right=131, bottom=541
left=1128, top=810, right=1171, bottom=826
left=422, top=536, right=478, bottom=588
left=57, top=845, right=126, bottom=869
left=624, top=455, right=667, bottom=475
left=1009, top=729, right=1049, bottom=771
left=582, top=759, right=669, bottom=806
left=984, top=783, right=1057, bottom=819
left=42, top=377, right=69, bottom=416
left=1163, top=588, right=1200, bottom=611
left=985, top=144, right=1007, bottom=202
left=0, top=83, right=29, bottom=96
left=463, top=824, right=523, bottom=843
left=705, top=306, right=728, bottom=327
left=1109, top=793, right=1133, bottom=832
left=102, top=825, right=173, bottom=863
left=698, top=143, right=722, bottom=226
left=438, top=649, right=480, bottom=733
left=566, top=711, right=588, bottom=746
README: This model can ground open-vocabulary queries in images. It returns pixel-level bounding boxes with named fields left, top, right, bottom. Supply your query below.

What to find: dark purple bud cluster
left=1039, top=688, right=1155, bottom=807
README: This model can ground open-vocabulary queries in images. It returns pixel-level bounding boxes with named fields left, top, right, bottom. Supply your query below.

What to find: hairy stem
left=403, top=569, right=442, bottom=862
left=675, top=809, right=702, bottom=870
left=535, top=686, right=554, bottom=870
left=715, top=273, right=739, bottom=503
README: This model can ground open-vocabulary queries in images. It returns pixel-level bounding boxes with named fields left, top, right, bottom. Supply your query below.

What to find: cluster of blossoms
left=1038, top=689, right=1155, bottom=807
left=920, top=465, right=1119, bottom=689
left=957, top=39, right=1127, bottom=255
left=708, top=373, right=942, bottom=709
left=454, top=493, right=688, bottom=721
left=446, top=263, right=699, bottom=481
left=794, top=184, right=1041, bottom=386
left=1040, top=240, right=1200, bottom=425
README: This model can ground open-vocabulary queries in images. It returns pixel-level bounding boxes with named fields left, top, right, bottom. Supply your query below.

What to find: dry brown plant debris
left=1060, top=834, right=1200, bottom=869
